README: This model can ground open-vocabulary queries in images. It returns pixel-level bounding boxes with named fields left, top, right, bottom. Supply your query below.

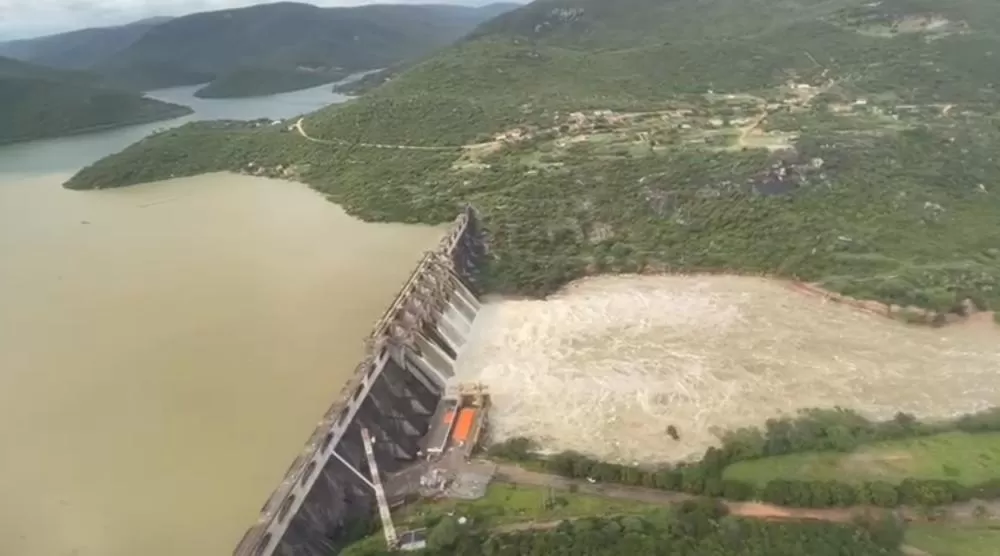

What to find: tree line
left=487, top=406, right=1000, bottom=509
left=342, top=498, right=906, bottom=556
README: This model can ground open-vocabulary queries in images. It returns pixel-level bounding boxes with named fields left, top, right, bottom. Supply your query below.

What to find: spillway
left=233, top=206, right=487, bottom=556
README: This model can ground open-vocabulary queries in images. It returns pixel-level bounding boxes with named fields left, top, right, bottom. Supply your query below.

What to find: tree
left=860, top=481, right=899, bottom=508
left=427, top=517, right=461, bottom=550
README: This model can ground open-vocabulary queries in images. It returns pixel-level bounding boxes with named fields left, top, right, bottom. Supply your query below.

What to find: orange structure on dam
left=451, top=408, right=477, bottom=446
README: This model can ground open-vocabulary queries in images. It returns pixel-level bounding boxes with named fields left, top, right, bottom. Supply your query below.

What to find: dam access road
left=234, top=206, right=488, bottom=556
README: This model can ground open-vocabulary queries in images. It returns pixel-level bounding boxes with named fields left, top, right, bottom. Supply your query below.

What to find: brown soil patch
left=787, top=280, right=996, bottom=329
left=841, top=451, right=915, bottom=476
left=729, top=502, right=856, bottom=523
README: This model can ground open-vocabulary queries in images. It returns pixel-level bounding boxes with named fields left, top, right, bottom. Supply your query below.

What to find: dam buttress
left=234, top=206, right=488, bottom=556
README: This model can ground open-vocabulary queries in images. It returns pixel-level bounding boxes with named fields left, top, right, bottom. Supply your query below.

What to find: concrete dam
left=234, top=206, right=488, bottom=556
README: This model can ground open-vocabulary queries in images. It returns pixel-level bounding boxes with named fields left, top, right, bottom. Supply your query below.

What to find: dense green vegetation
left=905, top=523, right=1000, bottom=556
left=87, top=2, right=516, bottom=93
left=332, top=482, right=662, bottom=556
left=0, top=55, right=191, bottom=145
left=724, top=431, right=1000, bottom=486
left=402, top=483, right=657, bottom=526
left=488, top=407, right=1000, bottom=509
left=0, top=54, right=100, bottom=85
left=343, top=497, right=905, bottom=556
left=332, top=66, right=403, bottom=96
left=65, top=0, right=1000, bottom=316
left=193, top=67, right=347, bottom=98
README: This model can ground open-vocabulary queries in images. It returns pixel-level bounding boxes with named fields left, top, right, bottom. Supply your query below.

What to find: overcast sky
left=0, top=0, right=505, bottom=40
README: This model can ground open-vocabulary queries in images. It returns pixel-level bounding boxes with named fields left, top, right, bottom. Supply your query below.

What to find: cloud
left=0, top=0, right=498, bottom=40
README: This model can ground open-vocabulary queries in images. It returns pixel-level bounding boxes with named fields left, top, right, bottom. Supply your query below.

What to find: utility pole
left=361, top=427, right=399, bottom=550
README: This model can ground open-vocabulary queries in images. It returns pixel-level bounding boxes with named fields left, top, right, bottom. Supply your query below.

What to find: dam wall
left=234, top=206, right=488, bottom=556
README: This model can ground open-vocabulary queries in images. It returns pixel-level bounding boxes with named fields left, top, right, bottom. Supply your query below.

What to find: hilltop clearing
left=0, top=55, right=191, bottom=145
left=67, top=0, right=1000, bottom=319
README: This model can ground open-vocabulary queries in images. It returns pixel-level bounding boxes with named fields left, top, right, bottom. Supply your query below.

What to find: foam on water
left=453, top=275, right=1000, bottom=463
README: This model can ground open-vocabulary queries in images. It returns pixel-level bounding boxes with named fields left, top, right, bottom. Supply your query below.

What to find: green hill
left=0, top=55, right=192, bottom=145
left=0, top=17, right=172, bottom=71
left=67, top=0, right=1000, bottom=318
left=89, top=2, right=519, bottom=95
left=0, top=54, right=100, bottom=84
left=332, top=65, right=404, bottom=96
left=193, top=66, right=349, bottom=99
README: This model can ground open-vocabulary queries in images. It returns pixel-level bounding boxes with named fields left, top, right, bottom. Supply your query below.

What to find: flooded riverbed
left=454, top=275, right=1000, bottom=464
left=0, top=173, right=444, bottom=556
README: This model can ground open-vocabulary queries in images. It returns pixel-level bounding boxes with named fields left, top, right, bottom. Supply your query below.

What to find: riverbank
left=0, top=100, right=192, bottom=147
left=56, top=100, right=1000, bottom=323
left=788, top=280, right=998, bottom=328
left=194, top=69, right=350, bottom=99
left=568, top=266, right=999, bottom=330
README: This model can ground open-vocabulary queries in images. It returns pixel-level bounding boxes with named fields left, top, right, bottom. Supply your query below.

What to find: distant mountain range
left=0, top=2, right=518, bottom=97
left=0, top=17, right=173, bottom=71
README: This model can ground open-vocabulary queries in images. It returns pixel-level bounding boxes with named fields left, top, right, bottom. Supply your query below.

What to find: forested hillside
left=192, top=67, right=344, bottom=99
left=0, top=55, right=191, bottom=145
left=67, top=0, right=1000, bottom=321
left=90, top=2, right=518, bottom=94
left=0, top=17, right=171, bottom=71
left=344, top=500, right=905, bottom=556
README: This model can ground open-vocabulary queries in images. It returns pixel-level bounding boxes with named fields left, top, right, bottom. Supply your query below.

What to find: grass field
left=397, top=483, right=658, bottom=527
left=340, top=483, right=660, bottom=554
left=723, top=432, right=1000, bottom=486
left=905, top=523, right=1000, bottom=556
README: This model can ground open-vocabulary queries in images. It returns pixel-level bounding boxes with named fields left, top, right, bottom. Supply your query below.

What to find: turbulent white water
left=453, top=275, right=1000, bottom=464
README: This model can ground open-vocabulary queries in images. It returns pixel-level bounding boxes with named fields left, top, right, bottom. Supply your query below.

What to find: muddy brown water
left=454, top=275, right=1000, bottom=464
left=0, top=173, right=445, bottom=556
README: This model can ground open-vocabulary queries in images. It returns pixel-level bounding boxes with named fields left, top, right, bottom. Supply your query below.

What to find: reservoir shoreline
left=573, top=265, right=999, bottom=330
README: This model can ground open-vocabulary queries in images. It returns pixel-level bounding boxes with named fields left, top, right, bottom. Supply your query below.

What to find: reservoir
left=0, top=80, right=354, bottom=179
left=0, top=83, right=444, bottom=556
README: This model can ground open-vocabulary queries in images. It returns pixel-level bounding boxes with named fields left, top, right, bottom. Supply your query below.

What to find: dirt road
left=493, top=463, right=856, bottom=522
left=293, top=118, right=466, bottom=151
left=491, top=462, right=1000, bottom=525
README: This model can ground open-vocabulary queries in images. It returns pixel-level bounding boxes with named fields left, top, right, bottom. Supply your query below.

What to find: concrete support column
left=351, top=407, right=414, bottom=472
left=392, top=347, right=441, bottom=397
left=365, top=378, right=426, bottom=438
left=403, top=350, right=447, bottom=393
left=382, top=357, right=437, bottom=415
